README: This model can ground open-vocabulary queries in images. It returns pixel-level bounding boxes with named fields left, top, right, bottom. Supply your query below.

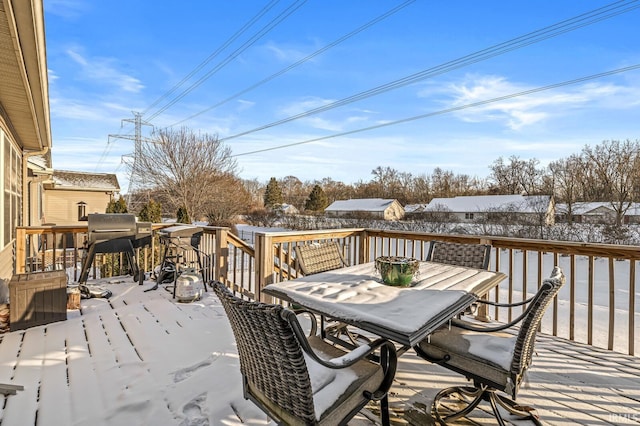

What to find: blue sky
left=44, top=1, right=640, bottom=193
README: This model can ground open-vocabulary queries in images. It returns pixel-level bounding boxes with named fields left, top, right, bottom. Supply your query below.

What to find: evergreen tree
left=138, top=199, right=162, bottom=223
left=304, top=184, right=329, bottom=211
left=106, top=197, right=128, bottom=213
left=263, top=177, right=283, bottom=209
left=176, top=206, right=190, bottom=224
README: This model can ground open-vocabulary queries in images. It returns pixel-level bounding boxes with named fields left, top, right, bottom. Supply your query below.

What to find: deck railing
left=14, top=224, right=639, bottom=356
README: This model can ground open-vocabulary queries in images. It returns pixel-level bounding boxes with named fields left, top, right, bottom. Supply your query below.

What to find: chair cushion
left=246, top=336, right=383, bottom=425
left=308, top=336, right=384, bottom=423
left=417, top=325, right=517, bottom=392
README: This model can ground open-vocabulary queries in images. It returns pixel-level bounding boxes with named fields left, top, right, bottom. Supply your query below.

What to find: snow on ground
left=1, top=278, right=274, bottom=426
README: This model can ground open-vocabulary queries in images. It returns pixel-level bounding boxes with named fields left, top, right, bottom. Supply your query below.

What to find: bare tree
left=316, top=178, right=355, bottom=204
left=489, top=156, right=544, bottom=195
left=581, top=139, right=640, bottom=226
left=431, top=167, right=455, bottom=198
left=549, top=154, right=584, bottom=225
left=130, top=127, right=237, bottom=222
left=241, top=178, right=265, bottom=209
left=279, top=175, right=307, bottom=210
left=204, top=174, right=252, bottom=224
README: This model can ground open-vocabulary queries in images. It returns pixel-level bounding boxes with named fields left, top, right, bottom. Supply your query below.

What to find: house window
left=465, top=213, right=474, bottom=220
left=2, top=130, right=22, bottom=247
left=77, top=201, right=87, bottom=221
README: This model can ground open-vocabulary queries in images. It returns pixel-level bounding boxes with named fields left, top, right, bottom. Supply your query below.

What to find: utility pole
left=108, top=112, right=153, bottom=211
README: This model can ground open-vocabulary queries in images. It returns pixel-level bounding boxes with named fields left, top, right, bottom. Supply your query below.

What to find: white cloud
left=264, top=41, right=313, bottom=63
left=437, top=73, right=639, bottom=130
left=44, top=0, right=88, bottom=19
left=236, top=99, right=255, bottom=111
left=49, top=97, right=137, bottom=121
left=280, top=97, right=334, bottom=116
left=275, top=98, right=379, bottom=131
left=65, top=48, right=144, bottom=93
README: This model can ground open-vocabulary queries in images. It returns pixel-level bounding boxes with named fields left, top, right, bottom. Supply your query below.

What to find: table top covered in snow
left=264, top=261, right=506, bottom=347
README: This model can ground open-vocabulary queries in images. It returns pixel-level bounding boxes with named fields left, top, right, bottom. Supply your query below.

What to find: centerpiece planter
left=375, top=256, right=420, bottom=287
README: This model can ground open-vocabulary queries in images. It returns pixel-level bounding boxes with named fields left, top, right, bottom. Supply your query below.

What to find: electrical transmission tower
left=108, top=112, right=154, bottom=211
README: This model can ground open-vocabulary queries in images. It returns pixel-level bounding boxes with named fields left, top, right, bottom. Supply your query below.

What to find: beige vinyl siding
left=44, top=190, right=111, bottom=225
left=0, top=245, right=13, bottom=300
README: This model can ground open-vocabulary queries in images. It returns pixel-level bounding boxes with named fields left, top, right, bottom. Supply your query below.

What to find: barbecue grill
left=147, top=224, right=207, bottom=297
left=78, top=213, right=153, bottom=285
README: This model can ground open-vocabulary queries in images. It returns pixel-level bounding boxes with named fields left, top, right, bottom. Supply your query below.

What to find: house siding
left=0, top=125, right=22, bottom=285
left=0, top=246, right=13, bottom=301
left=44, top=190, right=112, bottom=225
left=325, top=198, right=405, bottom=220
left=384, top=201, right=405, bottom=220
left=426, top=195, right=554, bottom=226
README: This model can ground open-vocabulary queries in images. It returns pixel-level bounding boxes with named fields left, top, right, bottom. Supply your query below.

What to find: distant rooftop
left=325, top=198, right=398, bottom=212
left=49, top=170, right=120, bottom=191
left=426, top=194, right=551, bottom=213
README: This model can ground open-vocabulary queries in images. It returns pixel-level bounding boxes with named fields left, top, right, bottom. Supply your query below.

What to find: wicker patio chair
left=294, top=242, right=368, bottom=346
left=213, top=281, right=397, bottom=426
left=413, top=266, right=565, bottom=425
left=294, top=241, right=348, bottom=275
left=425, top=240, right=491, bottom=270
left=426, top=241, right=492, bottom=318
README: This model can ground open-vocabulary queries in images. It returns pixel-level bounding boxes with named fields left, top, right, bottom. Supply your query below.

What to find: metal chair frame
left=413, top=267, right=565, bottom=425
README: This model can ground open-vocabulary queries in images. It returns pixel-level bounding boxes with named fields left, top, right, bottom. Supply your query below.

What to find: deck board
left=1, top=277, right=639, bottom=425
left=3, top=328, right=44, bottom=425
left=37, top=321, right=72, bottom=426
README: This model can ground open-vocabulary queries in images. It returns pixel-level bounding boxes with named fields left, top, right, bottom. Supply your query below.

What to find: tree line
left=125, top=129, right=640, bottom=228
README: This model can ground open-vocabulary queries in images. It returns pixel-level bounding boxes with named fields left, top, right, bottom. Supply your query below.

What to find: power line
left=231, top=64, right=640, bottom=157
left=220, top=0, right=640, bottom=143
left=142, top=0, right=283, bottom=116
left=144, top=0, right=309, bottom=122
left=168, top=0, right=417, bottom=127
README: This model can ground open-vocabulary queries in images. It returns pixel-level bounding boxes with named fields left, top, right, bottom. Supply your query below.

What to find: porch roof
left=0, top=0, right=50, bottom=151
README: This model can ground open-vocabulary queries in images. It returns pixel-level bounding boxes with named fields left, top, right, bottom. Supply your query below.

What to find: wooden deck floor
left=0, top=279, right=638, bottom=425
left=383, top=334, right=640, bottom=425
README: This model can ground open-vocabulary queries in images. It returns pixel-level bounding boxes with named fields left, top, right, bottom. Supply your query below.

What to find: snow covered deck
left=0, top=278, right=638, bottom=425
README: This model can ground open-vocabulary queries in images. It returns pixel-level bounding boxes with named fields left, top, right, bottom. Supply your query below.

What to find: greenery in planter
left=375, top=256, right=420, bottom=287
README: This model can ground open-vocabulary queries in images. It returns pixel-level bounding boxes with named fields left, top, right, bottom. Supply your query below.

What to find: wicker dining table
left=263, top=261, right=506, bottom=347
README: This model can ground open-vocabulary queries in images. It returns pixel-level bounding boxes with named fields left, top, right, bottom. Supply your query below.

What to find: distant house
left=43, top=170, right=120, bottom=225
left=404, top=204, right=428, bottom=214
left=624, top=204, right=640, bottom=224
left=556, top=202, right=640, bottom=224
left=426, top=194, right=555, bottom=225
left=325, top=198, right=405, bottom=220
left=278, top=203, right=299, bottom=215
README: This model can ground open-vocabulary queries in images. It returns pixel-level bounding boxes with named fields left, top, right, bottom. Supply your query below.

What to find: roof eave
left=0, top=0, right=51, bottom=151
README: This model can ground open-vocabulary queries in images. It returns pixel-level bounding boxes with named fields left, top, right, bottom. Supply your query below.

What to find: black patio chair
left=413, top=266, right=565, bottom=425
left=213, top=281, right=398, bottom=426
left=425, top=240, right=491, bottom=270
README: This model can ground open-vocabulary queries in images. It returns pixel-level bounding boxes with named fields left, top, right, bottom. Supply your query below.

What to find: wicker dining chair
left=294, top=241, right=348, bottom=275
left=213, top=281, right=397, bottom=426
left=426, top=241, right=493, bottom=318
left=294, top=241, right=362, bottom=343
left=413, top=266, right=565, bottom=425
left=425, top=240, right=491, bottom=270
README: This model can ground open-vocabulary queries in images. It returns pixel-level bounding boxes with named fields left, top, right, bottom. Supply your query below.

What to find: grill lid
left=88, top=214, right=136, bottom=243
